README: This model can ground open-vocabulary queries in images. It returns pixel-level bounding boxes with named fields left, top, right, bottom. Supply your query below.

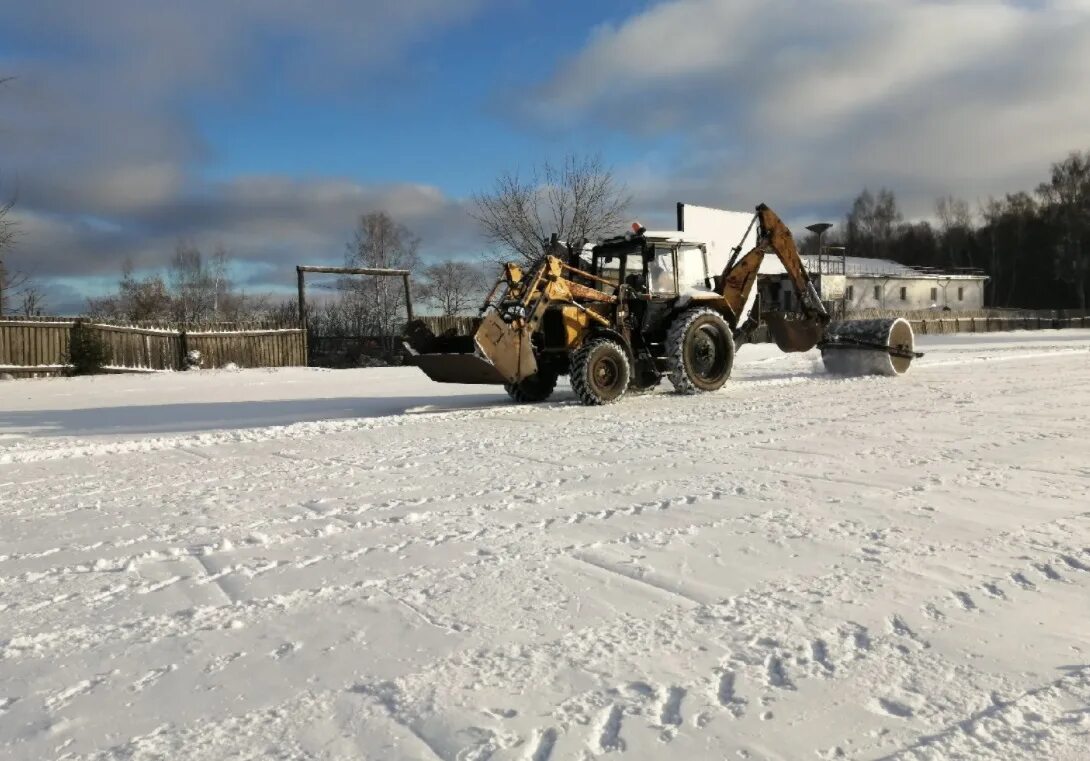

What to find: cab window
left=597, top=251, right=641, bottom=286
left=648, top=246, right=676, bottom=294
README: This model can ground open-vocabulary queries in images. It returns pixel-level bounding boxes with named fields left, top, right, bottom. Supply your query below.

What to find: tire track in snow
left=873, top=666, right=1090, bottom=761
left=347, top=527, right=1090, bottom=757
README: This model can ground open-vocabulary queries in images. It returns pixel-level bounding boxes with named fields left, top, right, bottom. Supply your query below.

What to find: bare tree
left=344, top=211, right=420, bottom=349
left=0, top=261, right=30, bottom=316
left=979, top=197, right=1004, bottom=305
left=846, top=188, right=902, bottom=259
left=87, top=260, right=173, bottom=321
left=0, top=197, right=13, bottom=256
left=420, top=260, right=489, bottom=317
left=1038, top=150, right=1090, bottom=310
left=936, top=195, right=974, bottom=267
left=19, top=285, right=46, bottom=316
left=0, top=79, right=22, bottom=315
left=163, top=242, right=260, bottom=322
left=168, top=242, right=216, bottom=323
left=0, top=198, right=35, bottom=316
left=937, top=195, right=972, bottom=231
left=264, top=297, right=311, bottom=328
left=473, top=153, right=630, bottom=265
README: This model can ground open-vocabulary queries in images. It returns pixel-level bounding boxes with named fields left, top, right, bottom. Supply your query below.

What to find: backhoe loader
left=405, top=204, right=919, bottom=405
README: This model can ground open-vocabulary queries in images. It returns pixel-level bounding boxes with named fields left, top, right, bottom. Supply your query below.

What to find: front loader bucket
left=764, top=313, right=825, bottom=353
left=410, top=350, right=508, bottom=385
left=403, top=312, right=538, bottom=386
left=821, top=318, right=920, bottom=376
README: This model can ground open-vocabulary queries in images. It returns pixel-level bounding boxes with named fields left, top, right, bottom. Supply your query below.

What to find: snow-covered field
left=2, top=331, right=1089, bottom=761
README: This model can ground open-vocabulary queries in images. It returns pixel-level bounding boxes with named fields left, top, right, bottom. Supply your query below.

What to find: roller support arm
left=719, top=204, right=829, bottom=325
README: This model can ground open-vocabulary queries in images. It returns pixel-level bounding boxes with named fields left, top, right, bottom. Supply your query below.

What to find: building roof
left=805, top=255, right=987, bottom=280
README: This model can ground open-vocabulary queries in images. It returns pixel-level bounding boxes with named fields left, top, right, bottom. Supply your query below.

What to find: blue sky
left=2, top=0, right=1088, bottom=312
left=194, top=2, right=646, bottom=191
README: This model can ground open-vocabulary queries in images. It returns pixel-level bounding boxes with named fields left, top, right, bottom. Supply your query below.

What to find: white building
left=802, top=256, right=988, bottom=312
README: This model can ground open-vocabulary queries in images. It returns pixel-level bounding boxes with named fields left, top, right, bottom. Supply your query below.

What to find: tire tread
left=570, top=338, right=631, bottom=406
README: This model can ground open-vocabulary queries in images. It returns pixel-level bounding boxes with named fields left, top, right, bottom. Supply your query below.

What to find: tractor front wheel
left=570, top=338, right=631, bottom=406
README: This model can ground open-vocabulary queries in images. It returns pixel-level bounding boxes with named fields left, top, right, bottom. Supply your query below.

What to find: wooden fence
left=11, top=309, right=1072, bottom=376
left=0, top=317, right=306, bottom=377
left=909, top=314, right=1090, bottom=335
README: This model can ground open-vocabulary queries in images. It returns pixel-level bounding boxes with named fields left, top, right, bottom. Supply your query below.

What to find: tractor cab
left=587, top=231, right=715, bottom=300
left=578, top=231, right=731, bottom=364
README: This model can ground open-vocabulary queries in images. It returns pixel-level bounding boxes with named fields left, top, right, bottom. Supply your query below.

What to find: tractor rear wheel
left=666, top=308, right=735, bottom=394
left=504, top=370, right=558, bottom=403
left=570, top=338, right=631, bottom=406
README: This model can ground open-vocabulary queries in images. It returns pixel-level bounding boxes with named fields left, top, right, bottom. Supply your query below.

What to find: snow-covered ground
left=2, top=331, right=1089, bottom=761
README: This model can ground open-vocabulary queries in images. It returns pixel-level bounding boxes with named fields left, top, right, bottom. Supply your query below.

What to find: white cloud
left=532, top=0, right=1090, bottom=218
left=0, top=0, right=495, bottom=301
left=5, top=178, right=478, bottom=283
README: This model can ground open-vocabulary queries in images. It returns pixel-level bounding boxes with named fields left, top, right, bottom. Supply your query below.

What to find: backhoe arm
left=720, top=204, right=829, bottom=324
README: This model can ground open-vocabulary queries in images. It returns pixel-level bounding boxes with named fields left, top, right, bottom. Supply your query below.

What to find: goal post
left=295, top=265, right=415, bottom=364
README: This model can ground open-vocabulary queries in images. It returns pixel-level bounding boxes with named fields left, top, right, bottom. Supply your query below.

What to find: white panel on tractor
left=677, top=202, right=781, bottom=324
left=676, top=203, right=785, bottom=276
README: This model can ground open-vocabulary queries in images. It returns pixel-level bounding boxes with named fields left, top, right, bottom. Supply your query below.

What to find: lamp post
left=806, top=223, right=833, bottom=298
left=806, top=223, right=833, bottom=270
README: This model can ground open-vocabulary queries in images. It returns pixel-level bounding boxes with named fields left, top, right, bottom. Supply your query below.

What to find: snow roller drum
left=821, top=317, right=920, bottom=376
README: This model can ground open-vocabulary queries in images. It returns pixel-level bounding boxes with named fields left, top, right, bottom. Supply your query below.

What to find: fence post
left=296, top=267, right=309, bottom=365
left=179, top=330, right=188, bottom=370
left=402, top=273, right=414, bottom=323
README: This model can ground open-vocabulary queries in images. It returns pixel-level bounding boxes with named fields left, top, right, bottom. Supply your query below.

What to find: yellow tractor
left=406, top=204, right=919, bottom=405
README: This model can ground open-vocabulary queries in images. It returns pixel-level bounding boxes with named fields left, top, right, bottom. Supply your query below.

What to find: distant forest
left=816, top=149, right=1090, bottom=311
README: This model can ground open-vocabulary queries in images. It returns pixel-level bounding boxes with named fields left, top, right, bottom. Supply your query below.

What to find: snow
left=2, top=331, right=1089, bottom=761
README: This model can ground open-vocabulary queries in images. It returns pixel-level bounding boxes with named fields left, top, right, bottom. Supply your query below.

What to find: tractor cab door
left=675, top=244, right=711, bottom=291
left=647, top=245, right=677, bottom=295
left=646, top=244, right=711, bottom=296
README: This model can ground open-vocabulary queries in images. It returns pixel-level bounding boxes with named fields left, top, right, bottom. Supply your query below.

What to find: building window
left=874, top=285, right=880, bottom=300
left=958, top=287, right=964, bottom=301
left=784, top=291, right=793, bottom=311
left=900, top=286, right=907, bottom=301
left=846, top=285, right=854, bottom=300
left=930, top=287, right=938, bottom=302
